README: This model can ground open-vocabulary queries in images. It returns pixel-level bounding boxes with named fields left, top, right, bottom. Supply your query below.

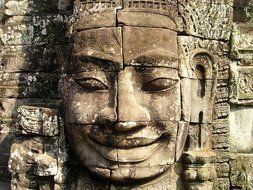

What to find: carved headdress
left=68, top=0, right=179, bottom=34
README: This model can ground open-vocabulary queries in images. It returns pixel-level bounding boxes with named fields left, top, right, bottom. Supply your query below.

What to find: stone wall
left=0, top=0, right=72, bottom=187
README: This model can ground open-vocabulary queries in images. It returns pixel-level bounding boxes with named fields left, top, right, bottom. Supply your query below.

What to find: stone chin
left=66, top=123, right=176, bottom=182
left=89, top=164, right=170, bottom=183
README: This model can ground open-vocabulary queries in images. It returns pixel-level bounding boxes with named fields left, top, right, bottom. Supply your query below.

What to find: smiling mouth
left=86, top=135, right=163, bottom=163
left=81, top=125, right=169, bottom=163
left=88, top=124, right=164, bottom=148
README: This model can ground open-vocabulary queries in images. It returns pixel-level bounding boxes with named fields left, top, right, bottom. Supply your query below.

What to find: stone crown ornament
left=69, top=0, right=179, bottom=33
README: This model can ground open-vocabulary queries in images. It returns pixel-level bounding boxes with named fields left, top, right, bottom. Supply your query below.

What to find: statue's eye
left=142, top=78, right=177, bottom=92
left=75, top=78, right=108, bottom=91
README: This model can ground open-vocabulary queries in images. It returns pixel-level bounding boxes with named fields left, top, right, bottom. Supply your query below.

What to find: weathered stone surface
left=218, top=64, right=230, bottom=80
left=229, top=105, right=253, bottom=153
left=231, top=23, right=253, bottom=63
left=0, top=15, right=67, bottom=45
left=11, top=173, right=54, bottom=190
left=8, top=137, right=58, bottom=175
left=215, top=163, right=229, bottom=177
left=178, top=36, right=229, bottom=78
left=2, top=0, right=253, bottom=189
left=215, top=178, right=230, bottom=190
left=69, top=0, right=120, bottom=31
left=0, top=45, right=65, bottom=72
left=178, top=0, right=233, bottom=40
left=0, top=127, right=15, bottom=167
left=35, top=154, right=57, bottom=176
left=0, top=72, right=60, bottom=98
left=214, top=103, right=230, bottom=119
left=230, top=65, right=253, bottom=105
left=71, top=27, right=123, bottom=72
left=213, top=119, right=229, bottom=134
left=110, top=164, right=184, bottom=190
left=216, top=80, right=229, bottom=103
left=123, top=26, right=178, bottom=68
left=0, top=98, right=61, bottom=120
left=183, top=150, right=217, bottom=190
left=72, top=9, right=117, bottom=31
left=230, top=154, right=253, bottom=190
left=181, top=78, right=216, bottom=123
left=118, top=11, right=178, bottom=30
left=214, top=152, right=231, bottom=163
left=212, top=133, right=230, bottom=150
left=16, top=106, right=59, bottom=136
left=3, top=0, right=72, bottom=16
left=122, top=0, right=178, bottom=19
left=233, top=0, right=253, bottom=24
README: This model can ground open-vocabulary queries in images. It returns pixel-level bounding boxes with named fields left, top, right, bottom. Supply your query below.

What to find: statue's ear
left=181, top=50, right=217, bottom=124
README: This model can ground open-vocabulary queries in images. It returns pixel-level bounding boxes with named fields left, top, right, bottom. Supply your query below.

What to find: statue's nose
left=117, top=69, right=150, bottom=131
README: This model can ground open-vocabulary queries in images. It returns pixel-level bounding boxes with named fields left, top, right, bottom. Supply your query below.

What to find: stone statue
left=60, top=0, right=217, bottom=189
left=2, top=0, right=253, bottom=190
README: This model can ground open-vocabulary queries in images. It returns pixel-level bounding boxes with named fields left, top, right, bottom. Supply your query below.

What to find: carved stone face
left=62, top=26, right=182, bottom=182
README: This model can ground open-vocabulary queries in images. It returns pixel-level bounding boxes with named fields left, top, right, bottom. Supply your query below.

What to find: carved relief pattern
left=230, top=67, right=253, bottom=105
left=178, top=0, right=233, bottom=40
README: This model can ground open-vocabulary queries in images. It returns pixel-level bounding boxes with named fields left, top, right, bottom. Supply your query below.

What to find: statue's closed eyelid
left=141, top=78, right=178, bottom=92
left=74, top=78, right=108, bottom=91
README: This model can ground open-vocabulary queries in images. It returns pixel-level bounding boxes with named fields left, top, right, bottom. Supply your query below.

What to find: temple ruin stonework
left=0, top=0, right=253, bottom=189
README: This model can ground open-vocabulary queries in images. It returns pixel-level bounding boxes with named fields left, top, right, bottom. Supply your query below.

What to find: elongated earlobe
left=181, top=50, right=217, bottom=124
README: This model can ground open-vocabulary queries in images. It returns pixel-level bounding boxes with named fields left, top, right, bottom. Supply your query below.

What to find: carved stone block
left=118, top=11, right=178, bottom=30
left=3, top=0, right=72, bottom=15
left=0, top=45, right=64, bottom=72
left=178, top=0, right=233, bottom=40
left=183, top=150, right=217, bottom=190
left=0, top=98, right=61, bottom=120
left=181, top=79, right=215, bottom=123
left=8, top=137, right=58, bottom=175
left=215, top=163, right=229, bottom=178
left=230, top=65, right=253, bottom=105
left=72, top=27, right=123, bottom=72
left=231, top=23, right=253, bottom=63
left=11, top=173, right=54, bottom=190
left=70, top=0, right=120, bottom=31
left=215, top=178, right=230, bottom=190
left=0, top=72, right=60, bottom=98
left=233, top=0, right=253, bottom=23
left=0, top=15, right=67, bottom=45
left=212, top=133, right=230, bottom=150
left=63, top=71, right=117, bottom=125
left=214, top=103, right=230, bottom=119
left=2, top=0, right=248, bottom=188
left=216, top=85, right=229, bottom=103
left=178, top=36, right=228, bottom=80
left=123, top=26, right=178, bottom=68
left=110, top=164, right=184, bottom=190
left=118, top=67, right=181, bottom=122
left=229, top=105, right=253, bottom=153
left=229, top=154, right=253, bottom=190
left=178, top=36, right=229, bottom=62
left=16, top=106, right=59, bottom=136
left=213, top=119, right=229, bottom=134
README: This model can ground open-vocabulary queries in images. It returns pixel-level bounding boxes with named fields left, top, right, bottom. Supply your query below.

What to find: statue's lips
left=88, top=124, right=163, bottom=148
left=86, top=135, right=162, bottom=163
left=79, top=124, right=166, bottom=163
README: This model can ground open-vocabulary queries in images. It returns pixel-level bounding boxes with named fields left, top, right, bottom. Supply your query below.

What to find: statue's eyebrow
left=74, top=52, right=122, bottom=71
left=75, top=51, right=121, bottom=64
left=126, top=49, right=178, bottom=68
